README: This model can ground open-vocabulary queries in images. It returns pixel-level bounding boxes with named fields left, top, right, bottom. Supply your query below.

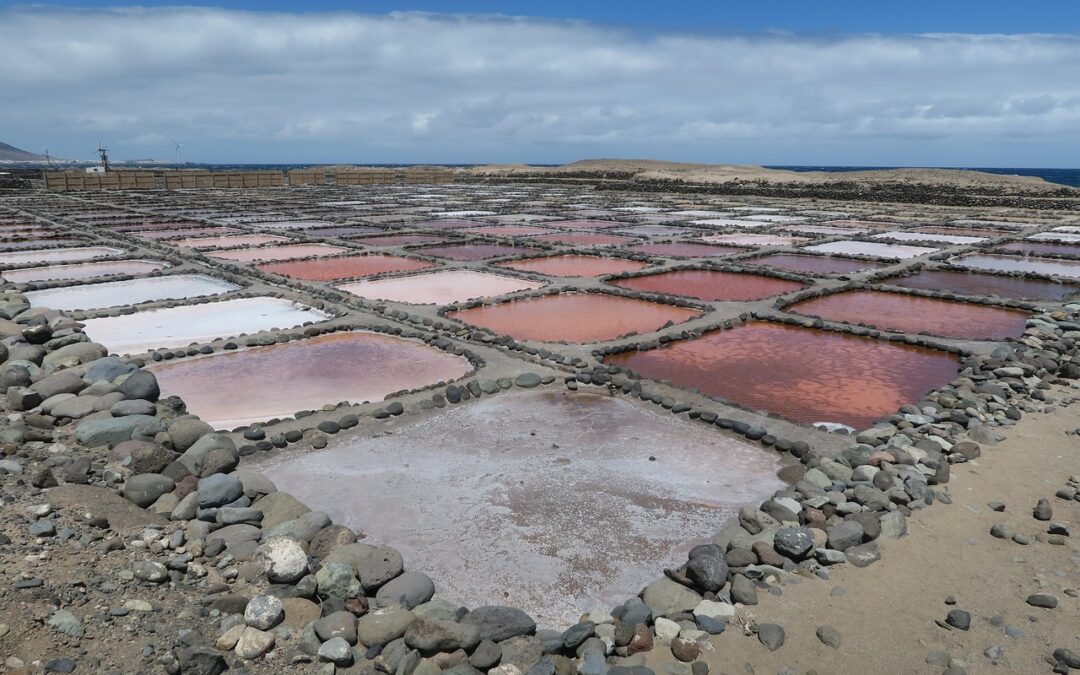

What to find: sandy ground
left=463, top=160, right=1070, bottom=193
left=643, top=384, right=1080, bottom=674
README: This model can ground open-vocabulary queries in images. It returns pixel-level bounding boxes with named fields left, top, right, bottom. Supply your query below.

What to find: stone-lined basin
left=448, top=293, right=703, bottom=343
left=883, top=269, right=1079, bottom=302
left=173, top=234, right=290, bottom=250
left=80, top=297, right=331, bottom=354
left=702, top=234, right=807, bottom=247
left=871, top=231, right=986, bottom=245
left=150, top=331, right=472, bottom=428
left=787, top=290, right=1029, bottom=340
left=354, top=234, right=447, bottom=247
left=257, top=255, right=434, bottom=282
left=623, top=242, right=742, bottom=258
left=611, top=270, right=805, bottom=301
left=802, top=241, right=937, bottom=259
left=207, top=244, right=350, bottom=263
left=0, top=246, right=125, bottom=265
left=418, top=244, right=543, bottom=261
left=742, top=254, right=885, bottom=275
left=25, top=274, right=240, bottom=311
left=338, top=269, right=544, bottom=304
left=950, top=253, right=1080, bottom=280
left=606, top=322, right=961, bottom=429
left=494, top=255, right=648, bottom=278
left=528, top=232, right=638, bottom=246
left=995, top=242, right=1080, bottom=257
left=1, top=259, right=168, bottom=283
left=261, top=390, right=784, bottom=626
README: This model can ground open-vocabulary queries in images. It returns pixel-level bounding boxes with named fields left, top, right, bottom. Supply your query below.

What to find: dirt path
left=647, top=385, right=1080, bottom=674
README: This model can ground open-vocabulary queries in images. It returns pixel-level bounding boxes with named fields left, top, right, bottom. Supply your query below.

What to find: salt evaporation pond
left=0, top=246, right=125, bottom=265
left=207, top=244, right=349, bottom=263
left=418, top=244, right=541, bottom=261
left=338, top=270, right=544, bottom=304
left=174, top=234, right=289, bottom=250
left=2, top=259, right=168, bottom=283
left=883, top=269, right=1079, bottom=302
left=741, top=254, right=885, bottom=275
left=802, top=241, right=937, bottom=259
left=528, top=232, right=637, bottom=246
left=542, top=220, right=623, bottom=229
left=354, top=234, right=447, bottom=247
left=257, top=255, right=434, bottom=281
left=1029, top=231, right=1080, bottom=243
left=304, top=226, right=384, bottom=237
left=449, top=293, right=702, bottom=343
left=787, top=290, right=1029, bottom=340
left=150, top=331, right=471, bottom=428
left=995, top=241, right=1080, bottom=257
left=0, top=238, right=88, bottom=250
left=702, top=234, right=806, bottom=247
left=459, top=225, right=554, bottom=237
left=80, top=297, right=330, bottom=354
left=606, top=322, right=961, bottom=429
left=617, top=225, right=695, bottom=237
left=624, top=243, right=742, bottom=258
left=261, top=390, right=784, bottom=626
left=25, top=274, right=239, bottom=311
left=872, top=231, right=986, bottom=244
left=495, top=255, right=648, bottom=278
left=138, top=227, right=236, bottom=240
left=950, top=253, right=1080, bottom=280
left=611, top=270, right=805, bottom=301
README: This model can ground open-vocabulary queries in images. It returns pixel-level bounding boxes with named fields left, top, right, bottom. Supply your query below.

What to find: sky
left=1, top=2, right=1079, bottom=166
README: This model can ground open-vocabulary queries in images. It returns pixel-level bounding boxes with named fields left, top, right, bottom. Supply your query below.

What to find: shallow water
left=883, top=269, right=1078, bottom=302
left=702, top=234, right=807, bottom=247
left=995, top=241, right=1080, bottom=257
left=25, top=274, right=239, bottom=311
left=459, top=225, right=553, bottom=237
left=207, top=244, right=350, bottom=262
left=80, top=296, right=331, bottom=354
left=741, top=254, right=884, bottom=275
left=950, top=253, right=1080, bottom=280
left=151, top=331, right=471, bottom=428
left=354, top=234, right=447, bottom=247
left=611, top=270, right=805, bottom=301
left=802, top=240, right=937, bottom=259
left=495, top=255, right=648, bottom=278
left=338, top=269, right=544, bottom=304
left=787, top=289, right=1029, bottom=340
left=261, top=390, right=784, bottom=627
left=1029, top=231, right=1080, bottom=243
left=606, top=322, right=961, bottom=428
left=173, top=234, right=289, bottom=250
left=528, top=232, right=638, bottom=246
left=449, top=293, right=702, bottom=342
left=623, top=242, right=742, bottom=258
left=418, top=244, right=541, bottom=261
left=0, top=246, right=125, bottom=265
left=872, top=231, right=986, bottom=245
left=541, top=220, right=623, bottom=229
left=616, top=225, right=695, bottom=237
left=1, top=259, right=169, bottom=283
left=258, top=254, right=434, bottom=281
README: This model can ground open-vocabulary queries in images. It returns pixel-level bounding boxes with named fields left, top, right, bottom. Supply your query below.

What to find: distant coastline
left=767, top=166, right=1080, bottom=188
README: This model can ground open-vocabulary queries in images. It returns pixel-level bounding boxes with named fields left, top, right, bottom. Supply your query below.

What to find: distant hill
left=0, top=141, right=48, bottom=161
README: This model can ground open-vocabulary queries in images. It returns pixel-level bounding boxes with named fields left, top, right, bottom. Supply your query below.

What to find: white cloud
left=1, top=7, right=1078, bottom=165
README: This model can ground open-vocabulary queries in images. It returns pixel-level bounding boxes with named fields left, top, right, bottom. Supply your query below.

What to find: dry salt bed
left=781, top=225, right=871, bottom=236
left=418, top=243, right=543, bottom=261
left=338, top=269, right=544, bottom=304
left=24, top=274, right=240, bottom=312
left=741, top=254, right=885, bottom=275
left=801, top=240, right=938, bottom=259
left=79, top=296, right=330, bottom=354
left=739, top=214, right=807, bottom=223
left=871, top=231, right=987, bottom=244
left=495, top=254, right=648, bottom=277
left=670, top=210, right=734, bottom=218
left=0, top=257, right=168, bottom=280
left=731, top=206, right=780, bottom=213
left=786, top=289, right=1030, bottom=341
left=702, top=233, right=808, bottom=247
left=262, top=390, right=785, bottom=626
left=206, top=243, right=350, bottom=263
left=257, top=254, right=434, bottom=282
left=610, top=270, right=805, bottom=302
left=150, top=331, right=472, bottom=428
left=950, top=253, right=1080, bottom=279
left=431, top=210, right=496, bottom=218
left=882, top=269, right=1080, bottom=302
left=0, top=245, right=125, bottom=265
left=172, top=234, right=290, bottom=250
left=448, top=293, right=702, bottom=343
left=606, top=322, right=961, bottom=429
left=1029, top=231, right=1080, bottom=243
left=689, top=218, right=765, bottom=228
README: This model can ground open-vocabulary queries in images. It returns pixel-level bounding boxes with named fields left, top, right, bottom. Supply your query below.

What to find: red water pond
left=995, top=241, right=1080, bottom=257
left=257, top=254, right=434, bottom=281
left=419, top=244, right=542, bottom=261
left=883, top=269, right=1079, bottom=302
left=208, top=244, right=350, bottom=263
left=787, top=290, right=1029, bottom=340
left=495, top=255, right=648, bottom=278
left=624, top=243, right=742, bottom=258
left=448, top=293, right=702, bottom=343
left=606, top=322, right=961, bottom=429
left=611, top=270, right=805, bottom=301
left=150, top=331, right=471, bottom=428
left=355, top=234, right=448, bottom=247
left=742, top=254, right=885, bottom=275
left=528, top=232, right=638, bottom=246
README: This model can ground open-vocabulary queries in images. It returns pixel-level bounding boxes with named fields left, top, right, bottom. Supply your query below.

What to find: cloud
left=1, top=6, right=1078, bottom=164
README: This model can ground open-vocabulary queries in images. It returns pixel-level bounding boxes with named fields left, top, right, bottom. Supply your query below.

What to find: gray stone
left=123, top=473, right=175, bottom=508
left=76, top=414, right=157, bottom=448
left=685, top=553, right=728, bottom=593
left=42, top=342, right=106, bottom=369
left=461, top=606, right=537, bottom=642
left=773, top=526, right=815, bottom=561
left=826, top=520, right=864, bottom=551
left=197, top=473, right=244, bottom=508
left=133, top=560, right=168, bottom=583
left=377, top=571, right=436, bottom=609
left=729, top=575, right=757, bottom=605
left=1033, top=498, right=1052, bottom=521
left=1026, top=594, right=1058, bottom=609
left=178, top=433, right=238, bottom=477
left=469, top=639, right=502, bottom=669
left=120, top=370, right=160, bottom=402
left=315, top=610, right=359, bottom=644
left=357, top=606, right=417, bottom=647
left=253, top=491, right=310, bottom=530
left=169, top=417, right=214, bottom=452
left=499, top=635, right=543, bottom=670
left=845, top=542, right=880, bottom=567
left=757, top=624, right=784, bottom=651
left=47, top=609, right=83, bottom=638
left=111, top=399, right=156, bottom=417
left=318, top=637, right=354, bottom=666
left=259, top=536, right=309, bottom=583
left=816, top=625, right=840, bottom=648
left=30, top=371, right=85, bottom=399
left=245, top=594, right=284, bottom=630
left=879, top=511, right=908, bottom=539
left=51, top=396, right=99, bottom=419
left=641, top=578, right=702, bottom=617
left=83, top=356, right=135, bottom=383
left=234, top=626, right=275, bottom=659
left=316, top=562, right=362, bottom=599
left=356, top=544, right=405, bottom=591
left=404, top=618, right=482, bottom=655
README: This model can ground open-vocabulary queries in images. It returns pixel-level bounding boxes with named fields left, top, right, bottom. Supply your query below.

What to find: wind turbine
left=43, top=148, right=50, bottom=165
left=170, top=138, right=185, bottom=164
